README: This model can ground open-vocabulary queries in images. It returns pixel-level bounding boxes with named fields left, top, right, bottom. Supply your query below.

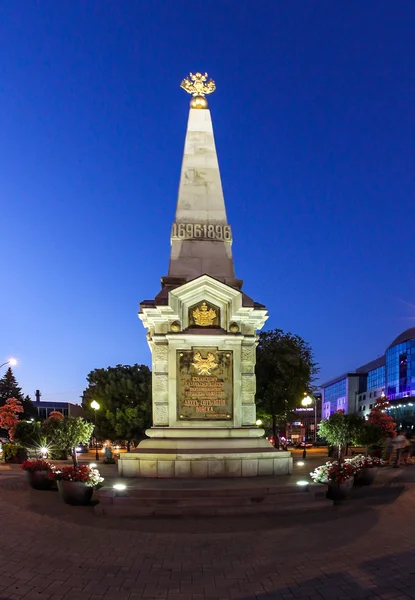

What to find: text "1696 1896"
left=171, top=222, right=232, bottom=241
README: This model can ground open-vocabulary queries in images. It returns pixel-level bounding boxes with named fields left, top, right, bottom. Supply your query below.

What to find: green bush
left=2, top=443, right=27, bottom=462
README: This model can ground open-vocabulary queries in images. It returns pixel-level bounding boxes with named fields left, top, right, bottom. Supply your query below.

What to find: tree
left=0, top=368, right=24, bottom=406
left=82, top=364, right=152, bottom=449
left=318, top=410, right=365, bottom=461
left=255, top=329, right=319, bottom=447
left=367, top=397, right=396, bottom=439
left=0, top=369, right=36, bottom=420
left=0, top=398, right=24, bottom=440
left=50, top=417, right=94, bottom=467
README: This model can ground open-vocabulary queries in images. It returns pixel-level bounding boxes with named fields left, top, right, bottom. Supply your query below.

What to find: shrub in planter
left=3, top=443, right=28, bottom=463
left=50, top=465, right=104, bottom=505
left=346, top=454, right=386, bottom=486
left=310, top=460, right=356, bottom=500
left=21, top=458, right=55, bottom=490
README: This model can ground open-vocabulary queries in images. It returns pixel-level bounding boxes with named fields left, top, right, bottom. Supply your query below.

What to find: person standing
left=385, top=433, right=395, bottom=465
left=393, top=431, right=407, bottom=468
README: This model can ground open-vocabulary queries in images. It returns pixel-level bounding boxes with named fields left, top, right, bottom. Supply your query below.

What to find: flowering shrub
left=50, top=465, right=104, bottom=488
left=21, top=459, right=54, bottom=472
left=345, top=454, right=386, bottom=470
left=0, top=398, right=24, bottom=440
left=310, top=460, right=355, bottom=484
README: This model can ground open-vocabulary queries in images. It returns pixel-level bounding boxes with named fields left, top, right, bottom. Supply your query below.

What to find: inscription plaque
left=177, top=348, right=233, bottom=420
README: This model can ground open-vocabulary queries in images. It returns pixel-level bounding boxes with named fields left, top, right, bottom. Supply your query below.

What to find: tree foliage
left=0, top=398, right=24, bottom=440
left=0, top=368, right=36, bottom=419
left=318, top=410, right=365, bottom=461
left=82, top=364, right=152, bottom=445
left=51, top=417, right=94, bottom=467
left=255, top=329, right=319, bottom=444
left=367, top=397, right=396, bottom=439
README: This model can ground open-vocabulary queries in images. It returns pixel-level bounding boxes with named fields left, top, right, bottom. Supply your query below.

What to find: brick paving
left=1, top=463, right=415, bottom=599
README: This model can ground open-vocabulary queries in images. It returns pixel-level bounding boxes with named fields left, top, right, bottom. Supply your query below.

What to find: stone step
left=95, top=484, right=331, bottom=517
left=100, top=483, right=324, bottom=499
left=95, top=497, right=330, bottom=518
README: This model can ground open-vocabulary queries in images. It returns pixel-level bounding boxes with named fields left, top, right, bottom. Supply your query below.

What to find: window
left=363, top=406, right=366, bottom=411
left=370, top=404, right=373, bottom=409
left=323, top=378, right=347, bottom=414
left=368, top=366, right=386, bottom=391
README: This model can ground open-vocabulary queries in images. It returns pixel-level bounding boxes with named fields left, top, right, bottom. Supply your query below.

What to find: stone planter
left=326, top=476, right=354, bottom=500
left=354, top=467, right=378, bottom=486
left=25, top=470, right=54, bottom=491
left=57, top=481, right=94, bottom=506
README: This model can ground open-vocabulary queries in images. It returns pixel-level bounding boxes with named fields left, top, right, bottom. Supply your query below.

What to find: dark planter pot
left=25, top=470, right=54, bottom=491
left=57, top=480, right=94, bottom=506
left=354, top=467, right=378, bottom=486
left=326, top=476, right=354, bottom=500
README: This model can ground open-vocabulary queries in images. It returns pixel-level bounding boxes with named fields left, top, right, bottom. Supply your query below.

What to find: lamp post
left=0, top=358, right=17, bottom=370
left=91, top=400, right=100, bottom=461
left=301, top=394, right=315, bottom=459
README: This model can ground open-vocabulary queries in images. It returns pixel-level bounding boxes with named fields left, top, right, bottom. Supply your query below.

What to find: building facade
left=321, top=327, right=415, bottom=420
left=33, top=400, right=84, bottom=420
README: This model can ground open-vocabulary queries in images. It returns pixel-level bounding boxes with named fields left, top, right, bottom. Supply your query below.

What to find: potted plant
left=51, top=465, right=104, bottom=505
left=45, top=417, right=94, bottom=467
left=3, top=443, right=28, bottom=464
left=347, top=454, right=385, bottom=486
left=310, top=460, right=356, bottom=500
left=21, top=458, right=55, bottom=490
left=318, top=411, right=364, bottom=462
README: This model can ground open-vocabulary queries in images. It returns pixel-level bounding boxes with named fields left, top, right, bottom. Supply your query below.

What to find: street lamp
left=0, top=358, right=18, bottom=369
left=301, top=394, right=316, bottom=459
left=91, top=400, right=100, bottom=461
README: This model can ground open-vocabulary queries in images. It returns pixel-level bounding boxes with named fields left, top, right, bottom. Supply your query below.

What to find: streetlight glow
left=91, top=401, right=100, bottom=462
left=0, top=358, right=18, bottom=370
left=302, top=395, right=312, bottom=407
left=255, top=419, right=263, bottom=426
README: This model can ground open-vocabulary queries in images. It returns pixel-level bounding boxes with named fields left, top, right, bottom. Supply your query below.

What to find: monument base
left=117, top=429, right=292, bottom=478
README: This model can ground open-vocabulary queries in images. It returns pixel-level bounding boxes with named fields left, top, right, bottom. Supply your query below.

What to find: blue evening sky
left=1, top=1, right=414, bottom=403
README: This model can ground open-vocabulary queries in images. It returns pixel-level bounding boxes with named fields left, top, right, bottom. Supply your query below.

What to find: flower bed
left=51, top=465, right=104, bottom=487
left=50, top=465, right=104, bottom=506
left=310, top=460, right=355, bottom=484
left=21, top=458, right=55, bottom=490
left=21, top=459, right=55, bottom=472
left=345, top=454, right=386, bottom=470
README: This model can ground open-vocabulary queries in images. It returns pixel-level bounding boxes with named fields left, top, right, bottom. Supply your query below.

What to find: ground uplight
left=113, top=483, right=127, bottom=491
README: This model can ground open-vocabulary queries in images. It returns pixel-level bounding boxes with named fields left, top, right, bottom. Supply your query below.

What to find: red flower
left=21, top=459, right=54, bottom=472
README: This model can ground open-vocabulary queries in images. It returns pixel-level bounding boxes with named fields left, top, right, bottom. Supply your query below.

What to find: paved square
left=1, top=465, right=415, bottom=600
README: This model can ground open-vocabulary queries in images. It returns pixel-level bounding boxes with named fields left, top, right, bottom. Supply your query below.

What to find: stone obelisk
left=118, top=73, right=292, bottom=478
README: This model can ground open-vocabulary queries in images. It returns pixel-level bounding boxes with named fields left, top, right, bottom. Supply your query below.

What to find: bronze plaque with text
left=177, top=348, right=233, bottom=421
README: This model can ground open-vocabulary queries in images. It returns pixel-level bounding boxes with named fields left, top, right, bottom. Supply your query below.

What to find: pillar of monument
left=118, top=73, right=292, bottom=478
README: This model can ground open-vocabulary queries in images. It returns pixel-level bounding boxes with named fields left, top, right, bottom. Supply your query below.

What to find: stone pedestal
left=118, top=275, right=292, bottom=478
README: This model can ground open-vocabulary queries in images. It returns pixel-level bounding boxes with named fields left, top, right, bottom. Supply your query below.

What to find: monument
left=118, top=73, right=292, bottom=478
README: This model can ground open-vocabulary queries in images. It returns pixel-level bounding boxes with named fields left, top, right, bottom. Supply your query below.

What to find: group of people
left=385, top=430, right=415, bottom=467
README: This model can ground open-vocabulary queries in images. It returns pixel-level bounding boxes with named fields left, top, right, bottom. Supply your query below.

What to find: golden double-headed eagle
left=192, top=352, right=218, bottom=376
left=180, top=72, right=216, bottom=97
left=192, top=302, right=217, bottom=326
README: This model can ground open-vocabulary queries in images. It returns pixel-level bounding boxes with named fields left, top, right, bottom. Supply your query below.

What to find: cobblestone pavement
left=1, top=465, right=415, bottom=600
